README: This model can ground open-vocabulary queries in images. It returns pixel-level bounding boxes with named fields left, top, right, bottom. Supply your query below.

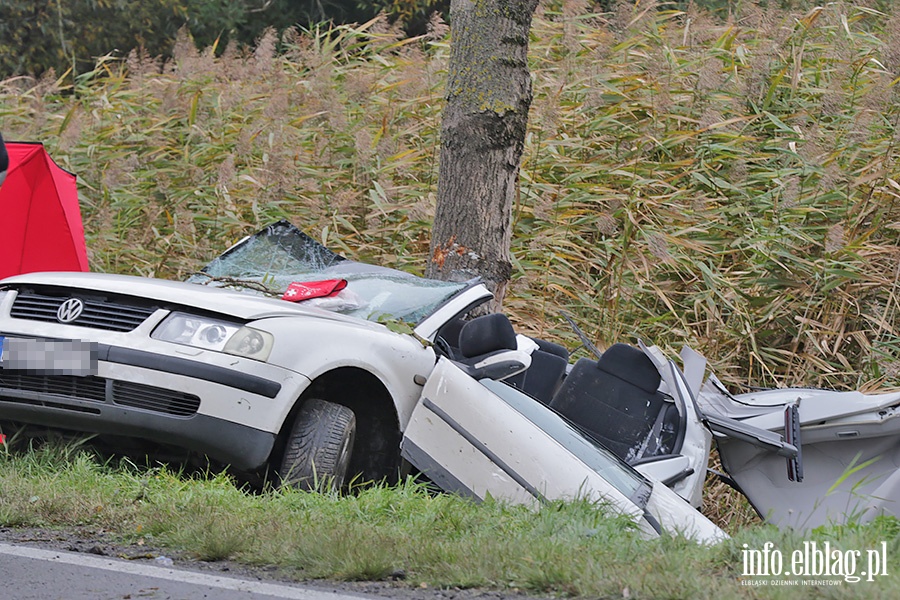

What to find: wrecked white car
left=696, top=368, right=900, bottom=529
left=3, top=221, right=889, bottom=536
left=0, top=221, right=486, bottom=490
left=0, top=221, right=723, bottom=541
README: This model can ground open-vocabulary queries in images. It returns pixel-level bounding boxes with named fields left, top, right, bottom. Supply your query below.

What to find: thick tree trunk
left=426, top=0, right=539, bottom=312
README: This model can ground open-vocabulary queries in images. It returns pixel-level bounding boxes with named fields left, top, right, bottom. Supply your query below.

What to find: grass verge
left=1, top=441, right=898, bottom=599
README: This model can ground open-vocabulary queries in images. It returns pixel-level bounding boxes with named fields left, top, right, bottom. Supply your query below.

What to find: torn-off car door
left=401, top=357, right=727, bottom=544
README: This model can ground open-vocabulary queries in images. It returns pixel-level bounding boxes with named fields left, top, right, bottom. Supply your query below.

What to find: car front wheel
left=278, top=398, right=356, bottom=491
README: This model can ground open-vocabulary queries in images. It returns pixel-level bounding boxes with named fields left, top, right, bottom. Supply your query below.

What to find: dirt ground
left=0, top=525, right=552, bottom=600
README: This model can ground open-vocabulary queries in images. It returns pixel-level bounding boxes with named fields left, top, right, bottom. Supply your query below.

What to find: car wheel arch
left=274, top=366, right=402, bottom=487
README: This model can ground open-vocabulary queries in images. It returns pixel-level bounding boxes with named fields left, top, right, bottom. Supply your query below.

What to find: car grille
left=111, top=381, right=201, bottom=417
left=0, top=373, right=200, bottom=417
left=0, top=372, right=107, bottom=402
left=10, top=292, right=157, bottom=332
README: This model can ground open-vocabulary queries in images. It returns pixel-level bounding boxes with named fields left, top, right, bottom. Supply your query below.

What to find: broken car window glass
left=190, top=221, right=469, bottom=324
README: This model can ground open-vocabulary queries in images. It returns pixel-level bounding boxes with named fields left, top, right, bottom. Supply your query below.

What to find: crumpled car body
left=696, top=371, right=900, bottom=529
left=401, top=356, right=726, bottom=543
left=0, top=221, right=726, bottom=541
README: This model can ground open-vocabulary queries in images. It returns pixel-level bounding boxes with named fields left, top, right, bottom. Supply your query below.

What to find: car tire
left=278, top=398, right=356, bottom=491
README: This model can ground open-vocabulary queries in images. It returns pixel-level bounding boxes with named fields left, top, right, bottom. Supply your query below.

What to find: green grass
left=1, top=442, right=898, bottom=598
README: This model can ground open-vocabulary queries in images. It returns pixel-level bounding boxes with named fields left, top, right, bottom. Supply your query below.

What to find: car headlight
left=152, top=312, right=274, bottom=361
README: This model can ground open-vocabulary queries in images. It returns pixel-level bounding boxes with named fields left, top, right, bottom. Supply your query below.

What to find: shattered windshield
left=189, top=221, right=469, bottom=324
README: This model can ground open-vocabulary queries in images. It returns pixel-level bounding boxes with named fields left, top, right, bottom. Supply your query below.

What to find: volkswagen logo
left=57, top=298, right=85, bottom=323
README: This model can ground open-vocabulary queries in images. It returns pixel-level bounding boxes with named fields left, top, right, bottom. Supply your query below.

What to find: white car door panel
left=401, top=358, right=727, bottom=543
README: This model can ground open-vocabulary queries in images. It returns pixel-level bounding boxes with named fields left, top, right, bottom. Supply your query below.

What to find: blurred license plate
left=0, top=337, right=98, bottom=376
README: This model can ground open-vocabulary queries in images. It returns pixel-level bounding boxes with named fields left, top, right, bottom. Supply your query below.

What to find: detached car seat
left=549, top=343, right=683, bottom=463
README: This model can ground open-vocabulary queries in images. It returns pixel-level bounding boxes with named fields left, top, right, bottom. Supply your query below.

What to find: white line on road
left=0, top=542, right=371, bottom=600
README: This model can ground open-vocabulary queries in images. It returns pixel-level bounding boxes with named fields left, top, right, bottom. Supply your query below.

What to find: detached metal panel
left=402, top=358, right=650, bottom=525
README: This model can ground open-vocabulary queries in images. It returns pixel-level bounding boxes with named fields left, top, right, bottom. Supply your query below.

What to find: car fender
left=248, top=316, right=437, bottom=431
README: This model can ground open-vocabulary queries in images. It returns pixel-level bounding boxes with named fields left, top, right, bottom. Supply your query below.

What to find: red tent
left=0, top=142, right=89, bottom=279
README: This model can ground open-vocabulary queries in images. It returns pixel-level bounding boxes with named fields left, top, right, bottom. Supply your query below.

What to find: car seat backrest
left=549, top=343, right=680, bottom=463
left=506, top=337, right=570, bottom=405
left=534, top=338, right=569, bottom=360
left=595, top=342, right=660, bottom=392
left=452, top=313, right=532, bottom=381
left=458, top=313, right=517, bottom=358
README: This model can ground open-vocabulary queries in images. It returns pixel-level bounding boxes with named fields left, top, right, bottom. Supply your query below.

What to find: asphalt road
left=0, top=527, right=545, bottom=600
left=0, top=542, right=375, bottom=600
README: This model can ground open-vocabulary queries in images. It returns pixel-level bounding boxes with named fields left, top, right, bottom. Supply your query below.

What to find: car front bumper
left=0, top=337, right=308, bottom=471
left=0, top=396, right=276, bottom=471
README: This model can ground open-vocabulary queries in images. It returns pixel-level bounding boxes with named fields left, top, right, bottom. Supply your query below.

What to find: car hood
left=0, top=271, right=366, bottom=325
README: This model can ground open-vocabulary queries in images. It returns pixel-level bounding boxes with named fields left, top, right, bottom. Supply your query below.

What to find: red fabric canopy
left=0, top=142, right=89, bottom=279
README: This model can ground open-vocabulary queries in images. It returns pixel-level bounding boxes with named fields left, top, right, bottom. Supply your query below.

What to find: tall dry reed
left=2, top=3, right=900, bottom=390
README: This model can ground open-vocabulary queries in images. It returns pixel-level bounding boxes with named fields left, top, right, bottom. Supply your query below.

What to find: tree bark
left=426, top=0, right=539, bottom=313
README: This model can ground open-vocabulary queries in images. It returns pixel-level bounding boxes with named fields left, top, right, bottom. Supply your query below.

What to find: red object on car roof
left=281, top=279, right=348, bottom=302
left=0, top=142, right=89, bottom=278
